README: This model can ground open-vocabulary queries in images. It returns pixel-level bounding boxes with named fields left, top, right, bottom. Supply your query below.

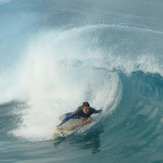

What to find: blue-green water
left=1, top=0, right=163, bottom=163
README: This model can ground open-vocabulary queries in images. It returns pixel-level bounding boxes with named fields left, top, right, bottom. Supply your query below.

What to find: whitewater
left=0, top=0, right=163, bottom=163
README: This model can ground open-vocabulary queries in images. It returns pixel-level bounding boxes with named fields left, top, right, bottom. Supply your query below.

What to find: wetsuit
left=58, top=106, right=102, bottom=126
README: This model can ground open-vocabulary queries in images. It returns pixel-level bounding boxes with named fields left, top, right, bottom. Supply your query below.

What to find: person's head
left=82, top=102, right=90, bottom=114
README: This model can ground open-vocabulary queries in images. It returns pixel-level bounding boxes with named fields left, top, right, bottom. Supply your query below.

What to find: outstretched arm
left=57, top=107, right=82, bottom=127
left=57, top=114, right=74, bottom=127
left=76, top=117, right=92, bottom=127
left=94, top=108, right=102, bottom=114
left=68, top=117, right=93, bottom=131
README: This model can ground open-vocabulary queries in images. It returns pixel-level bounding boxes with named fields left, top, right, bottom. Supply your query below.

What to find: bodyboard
left=53, top=118, right=83, bottom=137
left=53, top=127, right=78, bottom=137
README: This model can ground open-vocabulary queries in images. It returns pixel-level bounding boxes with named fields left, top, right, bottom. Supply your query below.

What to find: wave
left=1, top=24, right=163, bottom=101
left=0, top=24, right=162, bottom=141
left=1, top=1, right=163, bottom=162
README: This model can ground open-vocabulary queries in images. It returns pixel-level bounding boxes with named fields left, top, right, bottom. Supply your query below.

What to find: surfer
left=57, top=102, right=102, bottom=131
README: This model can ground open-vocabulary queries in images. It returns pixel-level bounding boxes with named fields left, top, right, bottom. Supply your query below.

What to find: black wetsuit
left=58, top=106, right=102, bottom=126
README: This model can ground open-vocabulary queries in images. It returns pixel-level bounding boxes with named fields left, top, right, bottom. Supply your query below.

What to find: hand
left=99, top=109, right=102, bottom=113
left=56, top=124, right=61, bottom=128
left=67, top=125, right=78, bottom=131
left=56, top=126, right=63, bottom=131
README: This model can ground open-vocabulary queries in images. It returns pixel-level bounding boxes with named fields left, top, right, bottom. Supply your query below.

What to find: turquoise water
left=1, top=0, right=163, bottom=162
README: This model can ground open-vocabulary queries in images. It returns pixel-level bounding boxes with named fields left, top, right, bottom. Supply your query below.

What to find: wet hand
left=67, top=125, right=78, bottom=131
left=99, top=109, right=102, bottom=113
left=56, top=126, right=63, bottom=131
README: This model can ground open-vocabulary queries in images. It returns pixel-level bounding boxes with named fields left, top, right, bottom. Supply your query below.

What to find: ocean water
left=0, top=0, right=163, bottom=162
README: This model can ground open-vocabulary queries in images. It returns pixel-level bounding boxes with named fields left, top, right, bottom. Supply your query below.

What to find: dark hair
left=82, top=101, right=90, bottom=108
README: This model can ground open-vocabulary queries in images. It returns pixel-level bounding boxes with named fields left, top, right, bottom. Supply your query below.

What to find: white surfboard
left=53, top=127, right=79, bottom=137
left=53, top=118, right=83, bottom=137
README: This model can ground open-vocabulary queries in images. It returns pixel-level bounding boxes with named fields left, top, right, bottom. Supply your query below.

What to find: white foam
left=11, top=65, right=121, bottom=141
left=105, top=52, right=163, bottom=76
left=5, top=25, right=162, bottom=141
left=8, top=28, right=122, bottom=141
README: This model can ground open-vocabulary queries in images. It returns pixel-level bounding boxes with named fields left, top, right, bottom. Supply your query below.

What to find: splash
left=3, top=24, right=162, bottom=140
left=10, top=27, right=122, bottom=141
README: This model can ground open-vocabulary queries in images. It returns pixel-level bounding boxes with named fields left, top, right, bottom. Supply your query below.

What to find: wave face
left=0, top=0, right=163, bottom=163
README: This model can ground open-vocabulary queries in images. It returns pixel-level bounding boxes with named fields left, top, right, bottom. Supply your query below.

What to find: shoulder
left=73, top=106, right=82, bottom=114
left=78, top=106, right=82, bottom=109
left=89, top=107, right=96, bottom=112
left=76, top=106, right=82, bottom=111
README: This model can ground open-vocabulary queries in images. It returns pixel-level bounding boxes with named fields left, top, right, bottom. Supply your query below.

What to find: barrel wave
left=0, top=1, right=163, bottom=163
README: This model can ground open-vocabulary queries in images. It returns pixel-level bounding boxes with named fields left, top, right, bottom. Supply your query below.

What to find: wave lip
left=10, top=65, right=122, bottom=141
left=1, top=24, right=162, bottom=141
